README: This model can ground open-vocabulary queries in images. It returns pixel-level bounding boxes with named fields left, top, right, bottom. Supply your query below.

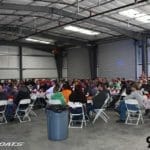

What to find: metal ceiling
left=0, top=0, right=150, bottom=49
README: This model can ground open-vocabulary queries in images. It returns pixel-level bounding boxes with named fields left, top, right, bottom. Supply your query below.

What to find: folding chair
left=28, top=100, right=37, bottom=117
left=92, top=94, right=110, bottom=124
left=0, top=100, right=8, bottom=124
left=15, top=99, right=31, bottom=123
left=125, top=99, right=144, bottom=125
left=68, top=102, right=87, bottom=128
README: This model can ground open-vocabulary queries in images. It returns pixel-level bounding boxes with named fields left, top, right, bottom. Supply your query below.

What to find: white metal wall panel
left=67, top=46, right=90, bottom=79
left=0, top=46, right=19, bottom=79
left=0, top=46, right=18, bottom=54
left=23, top=56, right=56, bottom=69
left=0, top=56, right=19, bottom=68
left=62, top=69, right=67, bottom=78
left=22, top=47, right=57, bottom=79
left=0, top=70, right=19, bottom=79
left=97, top=39, right=136, bottom=80
left=63, top=56, right=67, bottom=78
left=23, top=69, right=57, bottom=79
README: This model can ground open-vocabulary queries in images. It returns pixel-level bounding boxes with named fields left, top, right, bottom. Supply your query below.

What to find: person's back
left=62, top=89, right=72, bottom=103
left=93, top=90, right=107, bottom=109
left=61, top=83, right=72, bottom=104
left=125, top=90, right=144, bottom=107
left=0, top=85, right=7, bottom=100
left=93, top=83, right=108, bottom=109
left=14, top=85, right=30, bottom=106
left=69, top=85, right=86, bottom=104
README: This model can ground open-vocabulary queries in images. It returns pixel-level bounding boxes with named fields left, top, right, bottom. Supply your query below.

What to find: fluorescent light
left=136, top=15, right=150, bottom=23
left=25, top=37, right=51, bottom=44
left=119, top=9, right=145, bottom=18
left=64, top=25, right=100, bottom=35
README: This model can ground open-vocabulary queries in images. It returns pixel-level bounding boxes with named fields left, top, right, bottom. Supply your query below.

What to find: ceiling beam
left=0, top=1, right=148, bottom=40
left=0, top=25, right=87, bottom=46
left=0, top=40, right=55, bottom=51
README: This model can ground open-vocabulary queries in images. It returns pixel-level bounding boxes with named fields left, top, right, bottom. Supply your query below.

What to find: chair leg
left=100, top=114, right=108, bottom=123
left=3, top=113, right=7, bottom=124
left=141, top=114, right=144, bottom=124
left=29, top=110, right=37, bottom=117
left=0, top=113, right=7, bottom=124
left=92, top=110, right=102, bottom=124
left=125, top=114, right=129, bottom=124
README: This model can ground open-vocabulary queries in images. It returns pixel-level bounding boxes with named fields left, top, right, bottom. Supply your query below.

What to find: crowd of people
left=0, top=77, right=150, bottom=123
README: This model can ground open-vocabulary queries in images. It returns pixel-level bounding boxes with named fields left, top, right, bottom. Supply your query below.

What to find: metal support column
left=19, top=46, right=23, bottom=81
left=141, top=36, right=148, bottom=77
left=88, top=43, right=98, bottom=79
left=54, top=49, right=63, bottom=80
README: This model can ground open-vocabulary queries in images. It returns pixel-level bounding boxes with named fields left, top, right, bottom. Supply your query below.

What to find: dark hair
left=62, top=82, right=71, bottom=90
left=75, top=84, right=82, bottom=92
left=53, top=84, right=60, bottom=93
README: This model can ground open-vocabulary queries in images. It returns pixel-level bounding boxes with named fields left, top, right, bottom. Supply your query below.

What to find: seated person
left=0, top=85, right=7, bottom=100
left=93, top=83, right=109, bottom=109
left=69, top=84, right=86, bottom=104
left=13, top=84, right=30, bottom=106
left=86, top=83, right=109, bottom=116
left=116, top=82, right=145, bottom=123
left=61, top=83, right=72, bottom=104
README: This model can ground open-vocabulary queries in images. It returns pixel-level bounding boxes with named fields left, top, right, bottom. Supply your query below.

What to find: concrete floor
left=0, top=109, right=150, bottom=150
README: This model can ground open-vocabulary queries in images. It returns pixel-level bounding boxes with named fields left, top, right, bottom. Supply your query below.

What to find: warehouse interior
left=0, top=0, right=150, bottom=150
left=0, top=0, right=149, bottom=80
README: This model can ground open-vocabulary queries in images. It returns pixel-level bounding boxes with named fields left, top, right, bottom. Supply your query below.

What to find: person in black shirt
left=14, top=85, right=30, bottom=106
left=69, top=84, right=86, bottom=104
left=93, top=83, right=109, bottom=109
left=0, top=85, right=7, bottom=100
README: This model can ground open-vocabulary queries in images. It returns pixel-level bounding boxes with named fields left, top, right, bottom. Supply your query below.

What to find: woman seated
left=61, top=83, right=72, bottom=104
left=116, top=82, right=145, bottom=123
left=69, top=84, right=86, bottom=104
left=13, top=84, right=31, bottom=106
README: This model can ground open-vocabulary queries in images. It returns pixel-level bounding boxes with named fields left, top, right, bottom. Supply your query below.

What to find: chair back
left=68, top=101, right=82, bottom=108
left=125, top=99, right=140, bottom=112
left=0, top=100, right=7, bottom=106
left=125, top=99, right=139, bottom=105
left=19, top=99, right=31, bottom=105
left=68, top=102, right=84, bottom=114
left=0, top=100, right=7, bottom=112
left=124, top=99, right=144, bottom=125
left=101, top=94, right=110, bottom=109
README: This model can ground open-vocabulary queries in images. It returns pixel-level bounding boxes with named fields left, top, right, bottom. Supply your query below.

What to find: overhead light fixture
left=136, top=15, right=150, bottom=23
left=119, top=9, right=150, bottom=23
left=64, top=25, right=100, bottom=35
left=25, top=37, right=52, bottom=44
left=119, top=9, right=145, bottom=18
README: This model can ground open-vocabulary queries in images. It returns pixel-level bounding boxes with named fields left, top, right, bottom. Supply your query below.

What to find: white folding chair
left=29, top=94, right=38, bottom=117
left=92, top=95, right=110, bottom=124
left=0, top=100, right=8, bottom=124
left=68, top=102, right=87, bottom=128
left=15, top=99, right=31, bottom=123
left=125, top=99, right=144, bottom=125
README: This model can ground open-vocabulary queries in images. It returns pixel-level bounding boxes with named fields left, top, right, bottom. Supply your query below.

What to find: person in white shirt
left=46, top=80, right=56, bottom=95
left=116, top=82, right=145, bottom=123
